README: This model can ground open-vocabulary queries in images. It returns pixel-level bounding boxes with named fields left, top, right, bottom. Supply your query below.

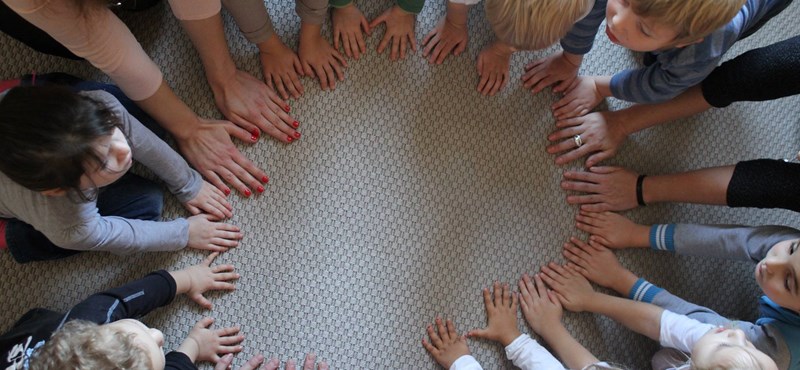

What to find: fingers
left=445, top=319, right=458, bottom=342
left=239, top=354, right=266, bottom=370
left=435, top=317, right=449, bottom=342
left=501, top=283, right=511, bottom=307
left=202, top=251, right=220, bottom=267
left=482, top=286, right=492, bottom=312
left=196, top=316, right=215, bottom=329
left=303, top=353, right=316, bottom=370
left=286, top=359, right=297, bottom=370
left=426, top=321, right=444, bottom=348
left=214, top=354, right=236, bottom=370
left=533, top=273, right=547, bottom=298
left=376, top=33, right=392, bottom=55
left=264, top=358, right=281, bottom=370
left=192, top=294, right=213, bottom=309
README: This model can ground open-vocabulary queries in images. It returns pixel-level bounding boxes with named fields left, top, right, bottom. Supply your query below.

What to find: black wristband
left=637, top=174, right=647, bottom=207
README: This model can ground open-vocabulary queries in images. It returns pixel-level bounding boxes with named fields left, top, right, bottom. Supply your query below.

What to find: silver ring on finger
left=573, top=134, right=583, bottom=148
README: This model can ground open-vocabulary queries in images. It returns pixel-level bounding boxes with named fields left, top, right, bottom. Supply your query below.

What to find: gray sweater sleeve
left=649, top=224, right=800, bottom=263
left=222, top=0, right=276, bottom=45
left=84, top=91, right=203, bottom=204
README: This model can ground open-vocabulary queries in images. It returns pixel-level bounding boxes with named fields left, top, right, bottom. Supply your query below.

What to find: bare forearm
left=445, top=1, right=469, bottom=26
left=643, top=165, right=735, bottom=206
left=180, top=13, right=237, bottom=87
left=594, top=76, right=612, bottom=98
left=134, top=80, right=200, bottom=140
left=168, top=270, right=191, bottom=296
left=616, top=85, right=712, bottom=136
left=585, top=293, right=662, bottom=340
left=538, top=325, right=599, bottom=370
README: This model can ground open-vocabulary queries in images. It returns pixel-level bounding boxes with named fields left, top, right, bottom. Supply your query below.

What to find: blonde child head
left=29, top=320, right=155, bottom=370
left=689, top=327, right=778, bottom=370
left=485, top=0, right=594, bottom=50
left=629, top=0, right=746, bottom=46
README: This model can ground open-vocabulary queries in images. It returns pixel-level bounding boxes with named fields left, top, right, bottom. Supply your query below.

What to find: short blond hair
left=485, top=0, right=594, bottom=50
left=631, top=0, right=746, bottom=45
left=29, top=320, right=152, bottom=370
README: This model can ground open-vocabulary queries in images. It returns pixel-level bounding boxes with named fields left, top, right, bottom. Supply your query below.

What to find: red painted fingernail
left=261, top=176, right=268, bottom=183
left=251, top=135, right=258, bottom=142
left=224, top=188, right=231, bottom=196
left=287, top=136, right=293, bottom=143
left=251, top=128, right=260, bottom=138
left=293, top=132, right=301, bottom=139
left=284, top=105, right=291, bottom=112
left=256, top=186, right=264, bottom=193
left=244, top=189, right=252, bottom=197
left=292, top=121, right=300, bottom=128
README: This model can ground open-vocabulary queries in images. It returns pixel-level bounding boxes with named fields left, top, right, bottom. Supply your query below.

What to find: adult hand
left=547, top=111, right=628, bottom=166
left=522, top=51, right=582, bottom=94
left=332, top=3, right=371, bottom=60
left=561, top=166, right=639, bottom=211
left=299, top=25, right=348, bottom=91
left=370, top=5, right=417, bottom=61
left=421, top=15, right=468, bottom=64
left=176, top=118, right=269, bottom=197
left=552, top=76, right=603, bottom=119
left=258, top=36, right=305, bottom=100
left=211, top=69, right=300, bottom=144
left=476, top=42, right=513, bottom=96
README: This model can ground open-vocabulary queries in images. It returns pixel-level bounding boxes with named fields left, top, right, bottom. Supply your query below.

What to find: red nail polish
left=292, top=121, right=300, bottom=128
left=293, top=132, right=301, bottom=139
left=251, top=128, right=260, bottom=138
left=287, top=136, right=293, bottom=143
left=244, top=189, right=252, bottom=197
left=251, top=135, right=258, bottom=142
left=283, top=105, right=291, bottom=112
left=224, top=188, right=231, bottom=196
left=261, top=175, right=268, bottom=183
left=256, top=186, right=264, bottom=193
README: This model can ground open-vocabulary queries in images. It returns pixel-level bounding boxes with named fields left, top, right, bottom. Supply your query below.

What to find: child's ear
left=674, top=38, right=704, bottom=48
left=40, top=188, right=67, bottom=197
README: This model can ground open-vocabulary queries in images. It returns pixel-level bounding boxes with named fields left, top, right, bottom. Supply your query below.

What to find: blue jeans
left=4, top=74, right=166, bottom=263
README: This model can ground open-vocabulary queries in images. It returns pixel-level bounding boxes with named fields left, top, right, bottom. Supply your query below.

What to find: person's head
left=756, top=239, right=800, bottom=312
left=485, top=0, right=594, bottom=50
left=690, top=326, right=778, bottom=370
left=29, top=319, right=165, bottom=370
left=0, top=86, right=132, bottom=200
left=604, top=0, right=745, bottom=52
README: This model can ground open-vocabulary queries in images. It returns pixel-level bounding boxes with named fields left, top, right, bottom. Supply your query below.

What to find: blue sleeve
left=559, top=0, right=607, bottom=55
left=165, top=351, right=198, bottom=370
left=650, top=224, right=800, bottom=262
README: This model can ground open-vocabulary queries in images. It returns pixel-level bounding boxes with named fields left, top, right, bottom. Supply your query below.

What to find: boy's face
left=604, top=0, right=682, bottom=52
left=692, top=327, right=778, bottom=369
left=757, top=239, right=800, bottom=311
left=107, top=319, right=165, bottom=369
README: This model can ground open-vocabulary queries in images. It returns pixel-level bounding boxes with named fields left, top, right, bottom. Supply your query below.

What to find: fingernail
left=261, top=175, right=269, bottom=183
left=251, top=128, right=260, bottom=138
left=284, top=105, right=291, bottom=112
left=244, top=189, right=252, bottom=197
left=256, top=185, right=264, bottom=193
left=251, top=135, right=258, bottom=142
left=292, top=121, right=300, bottom=128
left=287, top=135, right=293, bottom=143
left=293, top=132, right=301, bottom=139
left=224, top=188, right=231, bottom=196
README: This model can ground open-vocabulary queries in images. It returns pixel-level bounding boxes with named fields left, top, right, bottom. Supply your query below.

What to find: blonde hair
left=630, top=0, right=746, bottom=45
left=485, top=0, right=594, bottom=50
left=29, top=320, right=152, bottom=370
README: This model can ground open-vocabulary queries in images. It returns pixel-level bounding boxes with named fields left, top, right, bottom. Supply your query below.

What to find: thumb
left=368, top=14, right=386, bottom=29
left=192, top=293, right=213, bottom=310
left=466, top=327, right=490, bottom=339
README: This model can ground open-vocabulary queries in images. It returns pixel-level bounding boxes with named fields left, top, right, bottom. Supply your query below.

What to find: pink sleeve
left=2, top=0, right=163, bottom=101
left=167, top=0, right=221, bottom=21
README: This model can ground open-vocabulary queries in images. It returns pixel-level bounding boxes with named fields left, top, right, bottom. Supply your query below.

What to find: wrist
left=257, top=34, right=283, bottom=54
left=445, top=2, right=469, bottom=26
left=177, top=336, right=200, bottom=362
left=561, top=52, right=583, bottom=67
left=169, top=269, right=192, bottom=296
left=490, top=40, right=517, bottom=55
left=499, top=328, right=522, bottom=347
left=299, top=23, right=323, bottom=42
left=610, top=269, right=639, bottom=296
left=537, top=323, right=569, bottom=343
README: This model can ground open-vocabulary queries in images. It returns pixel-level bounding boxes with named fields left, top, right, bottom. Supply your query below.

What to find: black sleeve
left=701, top=35, right=800, bottom=108
left=63, top=270, right=177, bottom=324
left=727, top=159, right=800, bottom=212
left=165, top=351, right=198, bottom=370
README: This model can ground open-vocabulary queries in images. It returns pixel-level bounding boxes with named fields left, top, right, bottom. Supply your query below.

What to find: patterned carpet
left=1, top=1, right=799, bottom=369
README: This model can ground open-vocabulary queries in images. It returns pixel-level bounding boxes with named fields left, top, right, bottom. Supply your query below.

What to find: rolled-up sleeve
left=167, top=0, right=221, bottom=20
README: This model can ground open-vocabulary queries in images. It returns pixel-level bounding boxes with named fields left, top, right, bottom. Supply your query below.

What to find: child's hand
left=299, top=25, right=348, bottom=91
left=518, top=273, right=564, bottom=337
left=258, top=36, right=305, bottom=100
left=179, top=317, right=244, bottom=364
left=332, top=3, right=371, bottom=60
left=522, top=51, right=582, bottom=94
left=370, top=5, right=417, bottom=61
left=575, top=211, right=649, bottom=248
left=184, top=181, right=234, bottom=220
left=476, top=42, right=514, bottom=96
left=422, top=318, right=470, bottom=369
left=269, top=353, right=329, bottom=370
left=214, top=353, right=265, bottom=370
left=552, top=76, right=604, bottom=120
left=547, top=111, right=628, bottom=167
left=187, top=214, right=243, bottom=252
left=467, top=282, right=521, bottom=346
left=561, top=166, right=639, bottom=212
left=422, top=14, right=468, bottom=65
left=564, top=237, right=641, bottom=296
left=174, top=252, right=239, bottom=309
left=540, top=263, right=596, bottom=312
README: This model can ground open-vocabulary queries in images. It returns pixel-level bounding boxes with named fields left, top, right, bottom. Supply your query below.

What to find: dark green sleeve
left=329, top=0, right=352, bottom=8
left=397, top=0, right=425, bottom=14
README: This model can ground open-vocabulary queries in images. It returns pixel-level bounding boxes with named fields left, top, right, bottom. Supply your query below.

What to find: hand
left=370, top=5, right=417, bottom=61
left=522, top=51, right=582, bottom=94
left=518, top=273, right=564, bottom=337
left=267, top=353, right=329, bottom=370
left=184, top=181, right=234, bottom=219
left=551, top=76, right=604, bottom=119
left=561, top=166, right=639, bottom=211
left=332, top=3, right=371, bottom=60
left=187, top=214, right=243, bottom=252
left=421, top=15, right=468, bottom=65
left=299, top=24, right=348, bottom=91
left=476, top=42, right=513, bottom=96
left=561, top=237, right=623, bottom=287
left=575, top=211, right=648, bottom=248
left=467, top=282, right=521, bottom=346
left=547, top=111, right=628, bottom=167
left=174, top=252, right=239, bottom=309
left=258, top=36, right=305, bottom=100
left=210, top=69, right=299, bottom=144
left=539, top=263, right=596, bottom=312
left=180, top=317, right=244, bottom=363
left=176, top=118, right=269, bottom=197
left=422, top=317, right=470, bottom=369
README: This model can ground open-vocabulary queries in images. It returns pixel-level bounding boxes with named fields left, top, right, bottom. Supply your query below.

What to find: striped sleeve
left=649, top=224, right=676, bottom=252
left=629, top=278, right=664, bottom=303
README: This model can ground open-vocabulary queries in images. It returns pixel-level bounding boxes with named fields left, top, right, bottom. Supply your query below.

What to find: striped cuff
left=628, top=278, right=663, bottom=303
left=649, top=224, right=676, bottom=252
